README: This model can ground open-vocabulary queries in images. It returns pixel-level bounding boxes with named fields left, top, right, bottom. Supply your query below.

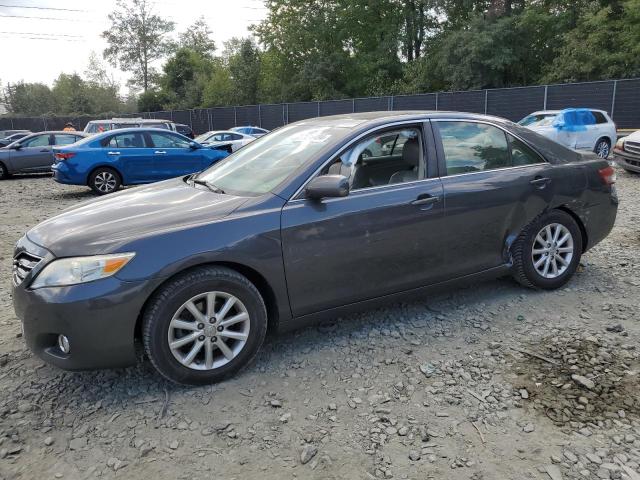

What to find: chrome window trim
left=289, top=119, right=430, bottom=201
left=431, top=118, right=549, bottom=176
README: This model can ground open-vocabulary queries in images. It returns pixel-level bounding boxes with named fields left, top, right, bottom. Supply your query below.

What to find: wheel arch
left=134, top=261, right=280, bottom=340
left=554, top=205, right=588, bottom=253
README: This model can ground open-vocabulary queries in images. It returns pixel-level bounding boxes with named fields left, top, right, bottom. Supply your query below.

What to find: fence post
left=484, top=90, right=488, bottom=114
left=42, top=117, right=47, bottom=131
left=543, top=85, right=548, bottom=110
left=188, top=110, right=192, bottom=129
left=435, top=92, right=439, bottom=111
left=352, top=99, right=355, bottom=112
left=317, top=101, right=320, bottom=117
left=611, top=80, right=618, bottom=118
left=390, top=96, right=394, bottom=111
left=258, top=104, right=262, bottom=127
left=10, top=118, right=14, bottom=129
left=233, top=107, right=237, bottom=127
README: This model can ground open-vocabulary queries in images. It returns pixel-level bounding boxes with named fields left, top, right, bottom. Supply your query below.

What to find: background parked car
left=175, top=123, right=195, bottom=139
left=518, top=108, right=616, bottom=158
left=84, top=118, right=176, bottom=134
left=0, top=131, right=32, bottom=148
left=0, top=131, right=87, bottom=179
left=613, top=129, right=640, bottom=173
left=194, top=130, right=256, bottom=152
left=0, top=129, right=31, bottom=141
left=229, top=126, right=270, bottom=138
left=52, top=128, right=229, bottom=194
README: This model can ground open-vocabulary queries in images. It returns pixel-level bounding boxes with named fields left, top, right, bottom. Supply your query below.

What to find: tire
left=594, top=138, right=611, bottom=158
left=142, top=266, right=268, bottom=385
left=89, top=167, right=121, bottom=195
left=511, top=210, right=583, bottom=290
left=0, top=162, right=8, bottom=180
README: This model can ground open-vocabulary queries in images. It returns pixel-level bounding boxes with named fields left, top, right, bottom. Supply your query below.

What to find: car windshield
left=196, top=124, right=345, bottom=196
left=518, top=113, right=558, bottom=127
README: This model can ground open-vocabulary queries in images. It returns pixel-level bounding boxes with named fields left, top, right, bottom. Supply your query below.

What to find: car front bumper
left=613, top=150, right=640, bottom=173
left=12, top=237, right=162, bottom=370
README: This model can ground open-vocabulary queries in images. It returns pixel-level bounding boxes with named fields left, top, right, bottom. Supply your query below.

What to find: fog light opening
left=57, top=334, right=70, bottom=354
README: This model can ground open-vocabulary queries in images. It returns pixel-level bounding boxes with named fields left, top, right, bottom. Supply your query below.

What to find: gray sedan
left=12, top=111, right=617, bottom=385
left=0, top=131, right=87, bottom=179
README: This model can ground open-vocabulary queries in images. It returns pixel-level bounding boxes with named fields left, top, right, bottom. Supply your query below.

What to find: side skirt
left=277, top=264, right=512, bottom=333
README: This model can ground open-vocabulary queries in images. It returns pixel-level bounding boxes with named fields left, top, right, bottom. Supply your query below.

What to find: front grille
left=627, top=158, right=640, bottom=167
left=625, top=141, right=640, bottom=156
left=12, top=252, right=42, bottom=286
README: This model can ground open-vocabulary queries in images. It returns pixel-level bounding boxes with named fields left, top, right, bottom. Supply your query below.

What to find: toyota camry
left=12, top=112, right=618, bottom=385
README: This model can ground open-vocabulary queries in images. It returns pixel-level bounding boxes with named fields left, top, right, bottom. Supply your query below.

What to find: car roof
left=527, top=109, right=608, bottom=116
left=88, top=118, right=172, bottom=124
left=24, top=131, right=88, bottom=136
left=89, top=127, right=185, bottom=137
left=201, top=130, right=241, bottom=135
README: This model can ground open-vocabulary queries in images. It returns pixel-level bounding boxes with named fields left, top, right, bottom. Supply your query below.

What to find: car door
left=146, top=131, right=204, bottom=179
left=433, top=120, right=559, bottom=278
left=9, top=134, right=54, bottom=172
left=280, top=123, right=447, bottom=317
left=105, top=132, right=155, bottom=184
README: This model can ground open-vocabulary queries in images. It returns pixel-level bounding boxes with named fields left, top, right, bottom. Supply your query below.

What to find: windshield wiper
left=189, top=177, right=225, bottom=194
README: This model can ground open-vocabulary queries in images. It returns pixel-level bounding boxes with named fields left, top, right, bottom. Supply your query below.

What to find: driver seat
left=389, top=137, right=420, bottom=184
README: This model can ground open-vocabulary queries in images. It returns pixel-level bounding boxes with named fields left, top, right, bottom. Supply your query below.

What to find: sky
left=0, top=0, right=267, bottom=92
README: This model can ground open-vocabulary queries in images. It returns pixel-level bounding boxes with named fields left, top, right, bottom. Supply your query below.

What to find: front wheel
left=0, top=162, right=9, bottom=180
left=594, top=138, right=610, bottom=158
left=511, top=210, right=583, bottom=290
left=142, top=266, right=267, bottom=385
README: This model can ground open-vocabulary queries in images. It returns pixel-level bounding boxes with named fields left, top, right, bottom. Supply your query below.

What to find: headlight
left=30, top=253, right=135, bottom=289
left=614, top=138, right=625, bottom=151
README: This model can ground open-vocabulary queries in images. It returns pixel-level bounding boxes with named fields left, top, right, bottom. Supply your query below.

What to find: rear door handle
left=411, top=195, right=440, bottom=206
left=154, top=150, right=166, bottom=155
left=530, top=176, right=551, bottom=189
left=107, top=151, right=121, bottom=155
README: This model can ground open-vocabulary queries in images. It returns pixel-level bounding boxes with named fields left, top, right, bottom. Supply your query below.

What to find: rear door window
left=508, top=134, right=545, bottom=166
left=22, top=134, right=51, bottom=147
left=54, top=134, right=79, bottom=146
left=591, top=111, right=608, bottom=124
left=149, top=132, right=191, bottom=148
left=437, top=121, right=510, bottom=175
left=105, top=132, right=145, bottom=148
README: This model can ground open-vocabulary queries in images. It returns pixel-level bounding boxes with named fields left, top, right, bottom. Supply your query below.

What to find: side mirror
left=11, top=143, right=22, bottom=150
left=305, top=175, right=349, bottom=200
left=189, top=141, right=201, bottom=149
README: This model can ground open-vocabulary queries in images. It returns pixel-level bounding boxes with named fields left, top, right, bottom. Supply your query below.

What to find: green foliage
left=102, top=0, right=175, bottom=92
left=179, top=16, right=216, bottom=57
left=4, top=82, right=57, bottom=115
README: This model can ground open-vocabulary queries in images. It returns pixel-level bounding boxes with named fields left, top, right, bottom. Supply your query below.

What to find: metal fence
left=2, top=78, right=638, bottom=134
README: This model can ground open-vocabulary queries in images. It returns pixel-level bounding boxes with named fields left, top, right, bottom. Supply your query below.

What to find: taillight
left=598, top=165, right=616, bottom=185
left=55, top=152, right=75, bottom=161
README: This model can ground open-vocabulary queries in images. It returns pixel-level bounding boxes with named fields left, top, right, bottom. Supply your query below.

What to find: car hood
left=27, top=177, right=249, bottom=256
left=624, top=130, right=640, bottom=142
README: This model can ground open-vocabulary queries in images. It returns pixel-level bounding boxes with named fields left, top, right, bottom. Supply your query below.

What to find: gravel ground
left=0, top=170, right=638, bottom=480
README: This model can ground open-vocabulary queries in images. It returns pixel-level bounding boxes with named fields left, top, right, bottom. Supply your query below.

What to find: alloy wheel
left=595, top=141, right=610, bottom=158
left=531, top=223, right=574, bottom=279
left=94, top=171, right=117, bottom=193
left=168, top=291, right=250, bottom=370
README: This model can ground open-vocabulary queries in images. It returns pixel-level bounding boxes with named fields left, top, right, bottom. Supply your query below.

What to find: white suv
left=518, top=109, right=616, bottom=158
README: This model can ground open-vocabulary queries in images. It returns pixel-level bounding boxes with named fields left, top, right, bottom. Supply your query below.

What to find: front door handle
left=530, top=176, right=551, bottom=189
left=154, top=150, right=167, bottom=155
left=411, top=195, right=440, bottom=206
left=107, top=151, right=121, bottom=155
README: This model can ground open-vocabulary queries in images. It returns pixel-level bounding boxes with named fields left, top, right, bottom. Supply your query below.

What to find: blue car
left=52, top=128, right=229, bottom=194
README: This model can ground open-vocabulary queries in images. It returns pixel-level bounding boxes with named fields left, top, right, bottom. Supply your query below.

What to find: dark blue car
left=52, top=128, right=228, bottom=194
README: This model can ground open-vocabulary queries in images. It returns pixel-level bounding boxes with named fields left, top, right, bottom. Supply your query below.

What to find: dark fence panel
left=171, top=110, right=191, bottom=126
left=211, top=107, right=235, bottom=130
left=287, top=102, right=318, bottom=122
left=612, top=79, right=640, bottom=129
left=546, top=81, right=614, bottom=113
left=354, top=96, right=390, bottom=112
left=3, top=79, right=639, bottom=133
left=191, top=109, right=210, bottom=134
left=320, top=99, right=353, bottom=116
left=438, top=90, right=485, bottom=113
left=487, top=86, right=545, bottom=122
left=392, top=93, right=437, bottom=110
left=236, top=105, right=260, bottom=127
left=260, top=104, right=285, bottom=130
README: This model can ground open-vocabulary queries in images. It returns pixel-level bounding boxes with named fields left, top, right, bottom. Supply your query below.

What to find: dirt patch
left=511, top=330, right=639, bottom=425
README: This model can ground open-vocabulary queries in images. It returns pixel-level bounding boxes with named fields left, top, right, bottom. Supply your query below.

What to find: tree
left=161, top=48, right=214, bottom=108
left=4, top=82, right=56, bottom=115
left=226, top=38, right=262, bottom=105
left=102, top=0, right=175, bottom=92
left=179, top=16, right=216, bottom=57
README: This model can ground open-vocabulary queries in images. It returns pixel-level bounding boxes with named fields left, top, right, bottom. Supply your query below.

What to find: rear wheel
left=594, top=138, right=610, bottom=158
left=89, top=167, right=121, bottom=195
left=142, top=266, right=267, bottom=385
left=512, top=210, right=583, bottom=290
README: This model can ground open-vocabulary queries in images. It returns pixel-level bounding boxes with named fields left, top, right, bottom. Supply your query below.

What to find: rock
left=545, top=464, right=563, bottom=480
left=44, top=436, right=54, bottom=446
left=279, top=412, right=291, bottom=423
left=328, top=403, right=337, bottom=411
left=300, top=445, right=317, bottom=465
left=564, top=450, right=578, bottom=463
left=571, top=374, right=595, bottom=390
left=270, top=399, right=282, bottom=408
left=523, top=424, right=535, bottom=433
left=398, top=426, right=409, bottom=436
left=605, top=324, right=624, bottom=333
left=169, top=440, right=179, bottom=450
left=519, top=389, right=529, bottom=399
left=69, top=437, right=87, bottom=450
left=409, top=450, right=421, bottom=461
